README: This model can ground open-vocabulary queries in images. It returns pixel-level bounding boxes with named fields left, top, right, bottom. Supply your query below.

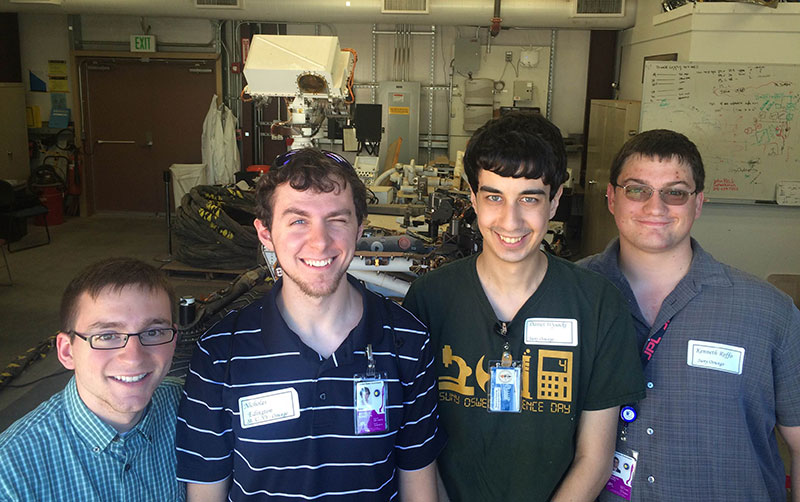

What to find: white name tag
left=524, top=318, right=578, bottom=346
left=239, top=388, right=300, bottom=429
left=686, top=340, right=745, bottom=375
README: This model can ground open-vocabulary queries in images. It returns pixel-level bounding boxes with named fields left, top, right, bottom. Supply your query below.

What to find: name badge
left=604, top=450, right=637, bottom=500
left=524, top=318, right=578, bottom=346
left=487, top=364, right=522, bottom=413
left=239, top=388, right=300, bottom=429
left=686, top=340, right=745, bottom=375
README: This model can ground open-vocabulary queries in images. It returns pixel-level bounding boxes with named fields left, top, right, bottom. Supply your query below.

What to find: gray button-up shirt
left=581, top=238, right=800, bottom=502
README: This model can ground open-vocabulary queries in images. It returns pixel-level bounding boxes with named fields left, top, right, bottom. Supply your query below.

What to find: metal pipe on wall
left=6, top=0, right=637, bottom=29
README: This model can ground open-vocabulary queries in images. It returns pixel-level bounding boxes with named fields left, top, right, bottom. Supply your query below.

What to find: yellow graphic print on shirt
left=438, top=345, right=574, bottom=415
left=536, top=349, right=572, bottom=402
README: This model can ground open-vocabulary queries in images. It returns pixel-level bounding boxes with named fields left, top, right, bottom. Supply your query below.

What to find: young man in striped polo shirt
left=176, top=149, right=446, bottom=501
left=0, top=258, right=184, bottom=501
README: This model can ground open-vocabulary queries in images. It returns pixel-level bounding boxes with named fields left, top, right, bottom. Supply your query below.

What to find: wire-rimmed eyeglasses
left=70, top=327, right=177, bottom=350
left=613, top=183, right=698, bottom=206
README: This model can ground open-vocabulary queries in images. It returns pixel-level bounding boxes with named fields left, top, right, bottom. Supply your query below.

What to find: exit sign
left=131, top=35, right=156, bottom=53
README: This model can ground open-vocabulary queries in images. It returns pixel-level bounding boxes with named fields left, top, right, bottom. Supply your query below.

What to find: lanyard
left=493, top=321, right=513, bottom=367
left=640, top=319, right=671, bottom=368
left=620, top=318, right=672, bottom=427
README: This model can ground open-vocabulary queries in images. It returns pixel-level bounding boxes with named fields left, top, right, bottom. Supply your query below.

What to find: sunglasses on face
left=613, top=183, right=698, bottom=206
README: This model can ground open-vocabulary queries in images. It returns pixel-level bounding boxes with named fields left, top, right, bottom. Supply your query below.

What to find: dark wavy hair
left=255, top=149, right=368, bottom=230
left=463, top=111, right=569, bottom=200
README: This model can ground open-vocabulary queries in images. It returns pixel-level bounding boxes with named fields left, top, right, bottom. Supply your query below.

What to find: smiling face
left=255, top=179, right=362, bottom=299
left=56, top=285, right=175, bottom=432
left=470, top=169, right=562, bottom=268
left=608, top=154, right=703, bottom=256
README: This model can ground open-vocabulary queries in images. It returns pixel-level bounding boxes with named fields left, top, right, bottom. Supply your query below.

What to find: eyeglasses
left=272, top=149, right=354, bottom=171
left=70, top=327, right=177, bottom=350
left=613, top=184, right=697, bottom=206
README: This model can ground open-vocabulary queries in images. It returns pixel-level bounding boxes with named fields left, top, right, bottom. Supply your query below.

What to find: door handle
left=587, top=180, right=597, bottom=185
left=96, top=140, right=135, bottom=145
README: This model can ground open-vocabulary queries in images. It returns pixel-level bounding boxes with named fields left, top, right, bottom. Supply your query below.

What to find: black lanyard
left=620, top=319, right=672, bottom=427
left=640, top=319, right=671, bottom=368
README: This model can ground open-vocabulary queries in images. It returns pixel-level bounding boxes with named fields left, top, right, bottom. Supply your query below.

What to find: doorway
left=80, top=57, right=217, bottom=213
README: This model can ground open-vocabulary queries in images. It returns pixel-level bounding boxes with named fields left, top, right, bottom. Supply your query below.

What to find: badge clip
left=365, top=343, right=376, bottom=378
left=354, top=344, right=388, bottom=434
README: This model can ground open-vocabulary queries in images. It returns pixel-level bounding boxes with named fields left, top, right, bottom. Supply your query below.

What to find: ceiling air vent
left=574, top=0, right=625, bottom=16
left=195, top=0, right=241, bottom=8
left=382, top=0, right=429, bottom=15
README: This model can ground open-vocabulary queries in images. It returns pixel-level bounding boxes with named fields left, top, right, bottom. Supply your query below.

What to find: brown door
left=581, top=100, right=640, bottom=256
left=81, top=58, right=217, bottom=212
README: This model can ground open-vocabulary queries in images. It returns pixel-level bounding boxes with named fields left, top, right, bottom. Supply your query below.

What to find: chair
left=0, top=180, right=51, bottom=253
left=0, top=238, right=10, bottom=285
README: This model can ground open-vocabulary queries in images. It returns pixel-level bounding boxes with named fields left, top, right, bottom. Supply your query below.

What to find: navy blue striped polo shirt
left=176, top=275, right=446, bottom=501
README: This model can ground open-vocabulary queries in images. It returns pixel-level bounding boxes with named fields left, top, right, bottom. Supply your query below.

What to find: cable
left=4, top=369, right=72, bottom=388
left=0, top=336, right=57, bottom=389
left=342, top=48, right=358, bottom=104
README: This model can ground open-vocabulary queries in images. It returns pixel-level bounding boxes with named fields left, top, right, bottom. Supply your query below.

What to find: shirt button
left=647, top=381, right=654, bottom=389
left=648, top=475, right=655, bottom=484
left=319, top=393, right=327, bottom=400
left=92, top=447, right=101, bottom=453
left=647, top=427, right=654, bottom=435
left=124, top=464, right=131, bottom=472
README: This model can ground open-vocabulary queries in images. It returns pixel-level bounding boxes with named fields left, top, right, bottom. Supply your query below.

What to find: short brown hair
left=254, top=149, right=368, bottom=230
left=59, top=258, right=175, bottom=333
left=609, top=129, right=705, bottom=193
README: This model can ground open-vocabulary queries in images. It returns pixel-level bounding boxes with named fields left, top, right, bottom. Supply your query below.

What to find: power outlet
left=505, top=51, right=513, bottom=62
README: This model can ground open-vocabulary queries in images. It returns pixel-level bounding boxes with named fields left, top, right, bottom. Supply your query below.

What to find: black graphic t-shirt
left=404, top=253, right=645, bottom=502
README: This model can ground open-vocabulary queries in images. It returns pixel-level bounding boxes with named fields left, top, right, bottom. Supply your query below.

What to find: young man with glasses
left=402, top=112, right=646, bottom=501
left=176, top=148, right=445, bottom=501
left=0, top=258, right=184, bottom=501
left=580, top=129, right=800, bottom=502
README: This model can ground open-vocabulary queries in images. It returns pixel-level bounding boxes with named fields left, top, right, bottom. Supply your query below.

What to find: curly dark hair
left=254, top=149, right=368, bottom=230
left=463, top=111, right=569, bottom=200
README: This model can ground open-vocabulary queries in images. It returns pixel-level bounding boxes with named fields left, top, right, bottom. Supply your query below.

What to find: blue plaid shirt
left=0, top=376, right=185, bottom=502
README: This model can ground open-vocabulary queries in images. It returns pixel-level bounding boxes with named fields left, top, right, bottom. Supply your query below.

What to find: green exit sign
left=130, top=35, right=156, bottom=53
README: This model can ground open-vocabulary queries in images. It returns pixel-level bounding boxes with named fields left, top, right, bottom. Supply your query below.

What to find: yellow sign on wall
left=389, top=106, right=409, bottom=115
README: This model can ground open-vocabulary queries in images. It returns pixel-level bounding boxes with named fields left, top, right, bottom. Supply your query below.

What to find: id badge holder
left=605, top=447, right=638, bottom=500
left=487, top=351, right=521, bottom=413
left=354, top=344, right=388, bottom=435
left=604, top=414, right=639, bottom=500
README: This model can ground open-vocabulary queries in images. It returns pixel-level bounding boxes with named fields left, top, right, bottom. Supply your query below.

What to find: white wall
left=693, top=203, right=800, bottom=280
left=18, top=14, right=70, bottom=118
left=18, top=16, right=590, bottom=142
left=289, top=23, right=590, bottom=160
left=17, top=14, right=215, bottom=118
left=617, top=2, right=800, bottom=278
left=79, top=15, right=215, bottom=44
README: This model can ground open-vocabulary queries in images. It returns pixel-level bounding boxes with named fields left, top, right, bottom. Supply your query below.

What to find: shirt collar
left=595, top=238, right=730, bottom=290
left=65, top=376, right=156, bottom=453
left=261, top=274, right=383, bottom=367
left=595, top=237, right=732, bottom=329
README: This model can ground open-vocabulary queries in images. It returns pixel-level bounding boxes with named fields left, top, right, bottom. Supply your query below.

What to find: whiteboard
left=641, top=62, right=800, bottom=202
